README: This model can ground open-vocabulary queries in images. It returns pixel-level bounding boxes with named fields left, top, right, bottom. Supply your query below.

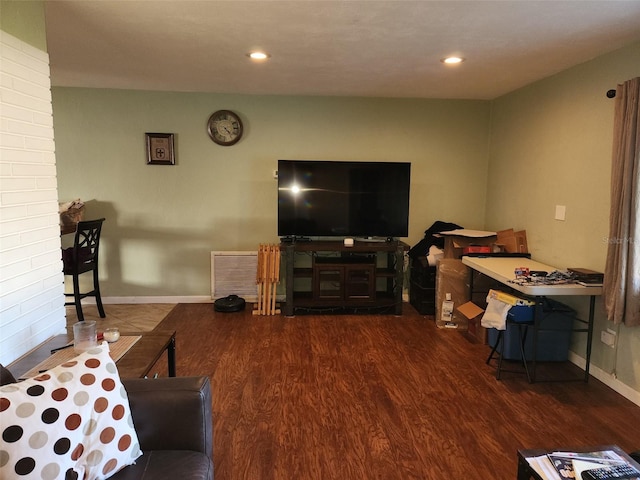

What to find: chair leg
left=73, top=274, right=85, bottom=322
left=496, top=331, right=505, bottom=380
left=489, top=324, right=534, bottom=382
left=93, top=268, right=106, bottom=318
left=486, top=330, right=501, bottom=364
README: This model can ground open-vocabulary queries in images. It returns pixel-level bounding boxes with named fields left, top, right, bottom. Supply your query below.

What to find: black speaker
left=214, top=295, right=246, bottom=312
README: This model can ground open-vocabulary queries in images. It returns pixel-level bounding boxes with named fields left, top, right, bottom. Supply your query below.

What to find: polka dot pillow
left=0, top=342, right=142, bottom=479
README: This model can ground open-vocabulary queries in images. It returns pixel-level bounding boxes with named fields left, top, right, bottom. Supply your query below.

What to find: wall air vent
left=210, top=251, right=258, bottom=302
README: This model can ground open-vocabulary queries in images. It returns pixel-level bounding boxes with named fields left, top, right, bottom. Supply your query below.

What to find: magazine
left=546, top=450, right=633, bottom=479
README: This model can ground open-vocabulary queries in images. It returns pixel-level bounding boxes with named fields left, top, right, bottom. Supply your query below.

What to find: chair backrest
left=70, top=218, right=105, bottom=270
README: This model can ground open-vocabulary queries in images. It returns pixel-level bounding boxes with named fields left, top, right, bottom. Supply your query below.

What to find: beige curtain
left=604, top=77, right=640, bottom=326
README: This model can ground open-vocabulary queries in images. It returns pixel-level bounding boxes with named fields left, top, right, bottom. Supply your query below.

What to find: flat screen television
left=277, top=160, right=411, bottom=239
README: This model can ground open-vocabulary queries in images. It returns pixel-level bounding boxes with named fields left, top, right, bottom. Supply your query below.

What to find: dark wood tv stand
left=281, top=240, right=409, bottom=316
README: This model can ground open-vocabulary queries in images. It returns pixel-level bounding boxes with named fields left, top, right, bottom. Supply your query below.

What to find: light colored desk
left=462, top=256, right=602, bottom=382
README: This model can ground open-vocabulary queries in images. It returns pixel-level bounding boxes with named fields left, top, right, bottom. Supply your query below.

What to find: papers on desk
left=528, top=455, right=563, bottom=479
left=527, top=449, right=638, bottom=480
left=510, top=270, right=576, bottom=286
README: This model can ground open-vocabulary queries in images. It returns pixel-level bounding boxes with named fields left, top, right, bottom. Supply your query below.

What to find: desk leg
left=531, top=297, right=544, bottom=383
left=584, top=295, right=596, bottom=382
left=168, top=336, right=176, bottom=377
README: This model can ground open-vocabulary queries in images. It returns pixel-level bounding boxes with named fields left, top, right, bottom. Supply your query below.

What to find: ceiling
left=43, top=0, right=640, bottom=100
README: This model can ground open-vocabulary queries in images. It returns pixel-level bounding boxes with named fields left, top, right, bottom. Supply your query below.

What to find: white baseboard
left=99, top=296, right=213, bottom=304
left=97, top=295, right=287, bottom=304
left=568, top=351, right=640, bottom=408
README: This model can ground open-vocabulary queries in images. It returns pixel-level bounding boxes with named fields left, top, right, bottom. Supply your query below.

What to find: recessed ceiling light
left=441, top=56, right=465, bottom=65
left=248, top=52, right=270, bottom=61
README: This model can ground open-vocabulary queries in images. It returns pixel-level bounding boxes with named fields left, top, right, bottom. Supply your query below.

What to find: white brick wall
left=0, top=30, right=65, bottom=366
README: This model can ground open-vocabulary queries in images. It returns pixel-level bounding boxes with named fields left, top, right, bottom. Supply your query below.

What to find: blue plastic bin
left=508, top=305, right=534, bottom=322
left=487, top=300, right=574, bottom=362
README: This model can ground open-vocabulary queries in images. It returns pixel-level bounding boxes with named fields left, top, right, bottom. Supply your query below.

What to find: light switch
left=555, top=205, right=566, bottom=221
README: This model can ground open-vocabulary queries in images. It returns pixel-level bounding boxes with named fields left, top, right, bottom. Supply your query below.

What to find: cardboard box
left=496, top=229, right=528, bottom=254
left=457, top=301, right=485, bottom=320
left=435, top=258, right=470, bottom=329
left=437, top=229, right=497, bottom=259
left=457, top=301, right=487, bottom=343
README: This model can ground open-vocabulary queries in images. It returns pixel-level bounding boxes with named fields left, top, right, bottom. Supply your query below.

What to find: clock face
left=207, top=110, right=243, bottom=146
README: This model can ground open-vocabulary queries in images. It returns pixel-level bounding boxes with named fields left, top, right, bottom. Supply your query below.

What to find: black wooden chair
left=63, top=218, right=106, bottom=322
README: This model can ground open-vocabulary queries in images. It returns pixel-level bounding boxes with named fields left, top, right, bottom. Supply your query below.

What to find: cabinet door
left=314, top=266, right=344, bottom=300
left=345, top=265, right=375, bottom=300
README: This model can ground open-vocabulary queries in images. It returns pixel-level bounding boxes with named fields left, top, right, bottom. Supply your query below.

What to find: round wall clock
left=207, top=110, right=243, bottom=146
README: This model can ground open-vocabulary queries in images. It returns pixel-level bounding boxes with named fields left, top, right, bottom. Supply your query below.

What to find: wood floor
left=151, top=303, right=640, bottom=480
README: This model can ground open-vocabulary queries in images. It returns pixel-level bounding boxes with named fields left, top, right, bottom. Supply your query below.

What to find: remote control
left=581, top=464, right=640, bottom=480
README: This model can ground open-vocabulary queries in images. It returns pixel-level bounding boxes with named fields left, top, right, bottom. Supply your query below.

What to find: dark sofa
left=113, top=376, right=214, bottom=480
left=1, top=366, right=213, bottom=480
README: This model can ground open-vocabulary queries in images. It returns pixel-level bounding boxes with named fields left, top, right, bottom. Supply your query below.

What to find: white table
left=462, top=256, right=602, bottom=382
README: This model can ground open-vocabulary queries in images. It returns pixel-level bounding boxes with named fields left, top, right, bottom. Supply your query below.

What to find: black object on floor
left=214, top=295, right=246, bottom=312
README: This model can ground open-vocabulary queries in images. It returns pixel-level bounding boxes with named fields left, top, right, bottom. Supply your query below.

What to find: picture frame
left=146, top=133, right=175, bottom=165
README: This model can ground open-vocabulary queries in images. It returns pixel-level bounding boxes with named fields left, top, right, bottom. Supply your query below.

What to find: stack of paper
left=526, top=449, right=640, bottom=480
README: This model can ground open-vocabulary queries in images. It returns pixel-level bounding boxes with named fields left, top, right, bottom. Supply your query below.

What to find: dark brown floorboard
left=150, top=303, right=640, bottom=480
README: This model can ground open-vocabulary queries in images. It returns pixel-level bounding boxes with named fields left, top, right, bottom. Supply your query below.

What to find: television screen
left=277, top=160, right=411, bottom=239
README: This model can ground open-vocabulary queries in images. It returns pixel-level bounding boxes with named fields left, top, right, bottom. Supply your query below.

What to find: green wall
left=52, top=90, right=491, bottom=296
left=487, top=41, right=640, bottom=389
left=0, top=0, right=46, bottom=50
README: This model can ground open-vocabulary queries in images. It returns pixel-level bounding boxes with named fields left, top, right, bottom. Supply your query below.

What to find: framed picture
left=146, top=133, right=175, bottom=165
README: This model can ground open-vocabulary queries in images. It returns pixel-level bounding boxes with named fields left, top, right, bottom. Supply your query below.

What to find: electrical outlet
left=601, top=330, right=616, bottom=348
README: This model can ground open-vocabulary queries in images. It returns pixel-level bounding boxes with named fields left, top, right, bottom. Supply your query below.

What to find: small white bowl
left=103, top=328, right=120, bottom=343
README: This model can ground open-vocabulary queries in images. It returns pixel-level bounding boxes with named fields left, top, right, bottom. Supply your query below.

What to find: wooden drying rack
left=253, top=244, right=281, bottom=315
